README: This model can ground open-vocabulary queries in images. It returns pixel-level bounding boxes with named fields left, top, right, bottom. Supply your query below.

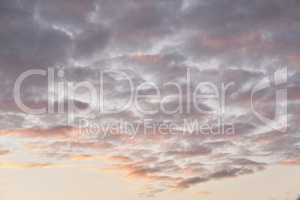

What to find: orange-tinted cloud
left=0, top=162, right=55, bottom=169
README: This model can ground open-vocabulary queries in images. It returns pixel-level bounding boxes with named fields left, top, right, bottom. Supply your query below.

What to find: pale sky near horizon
left=0, top=164, right=299, bottom=200
left=1, top=0, right=300, bottom=199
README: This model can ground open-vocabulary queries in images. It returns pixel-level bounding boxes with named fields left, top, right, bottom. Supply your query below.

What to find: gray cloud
left=0, top=0, right=300, bottom=196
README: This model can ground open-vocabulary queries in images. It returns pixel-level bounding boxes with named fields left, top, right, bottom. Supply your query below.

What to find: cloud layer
left=1, top=0, right=300, bottom=196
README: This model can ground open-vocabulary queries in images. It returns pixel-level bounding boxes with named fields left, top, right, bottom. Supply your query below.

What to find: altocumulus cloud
left=0, top=0, right=300, bottom=196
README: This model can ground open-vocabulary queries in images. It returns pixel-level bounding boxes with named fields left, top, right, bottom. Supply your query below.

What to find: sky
left=0, top=0, right=300, bottom=199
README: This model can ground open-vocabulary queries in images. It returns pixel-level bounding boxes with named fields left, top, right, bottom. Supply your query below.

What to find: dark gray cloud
left=72, top=26, right=110, bottom=60
left=37, top=0, right=96, bottom=29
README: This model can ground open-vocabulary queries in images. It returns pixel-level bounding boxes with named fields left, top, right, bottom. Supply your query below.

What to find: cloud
left=0, top=126, right=76, bottom=139
left=0, top=0, right=300, bottom=196
left=0, top=162, right=55, bottom=169
left=71, top=154, right=99, bottom=161
left=176, top=177, right=208, bottom=189
left=280, top=160, right=300, bottom=166
left=0, top=149, right=10, bottom=156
